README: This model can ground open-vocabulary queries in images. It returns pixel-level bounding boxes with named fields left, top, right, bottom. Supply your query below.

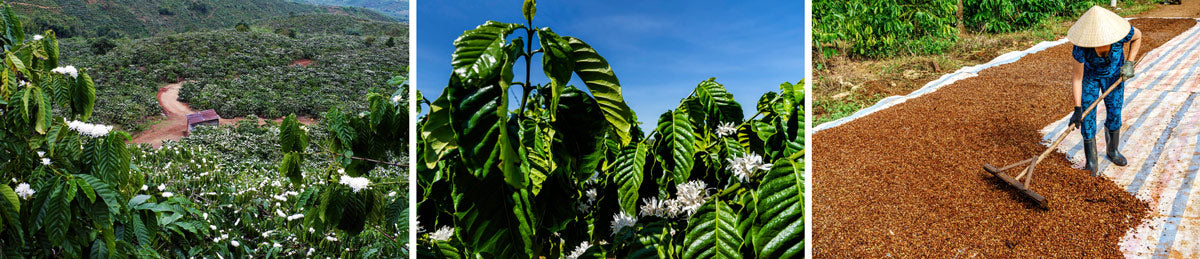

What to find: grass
left=813, top=0, right=1163, bottom=126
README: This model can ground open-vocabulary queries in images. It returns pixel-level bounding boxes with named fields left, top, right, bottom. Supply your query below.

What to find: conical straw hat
left=1067, top=6, right=1131, bottom=48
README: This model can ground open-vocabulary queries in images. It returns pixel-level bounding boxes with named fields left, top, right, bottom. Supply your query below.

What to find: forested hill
left=8, top=0, right=396, bottom=38
left=290, top=0, right=407, bottom=22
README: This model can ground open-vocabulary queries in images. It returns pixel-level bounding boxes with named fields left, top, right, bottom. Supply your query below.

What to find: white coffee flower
left=429, top=226, right=454, bottom=241
left=339, top=175, right=371, bottom=193
left=230, top=240, right=240, bottom=247
left=325, top=235, right=338, bottom=242
left=727, top=153, right=772, bottom=183
left=31, top=35, right=43, bottom=41
left=158, top=184, right=166, bottom=191
left=287, top=214, right=304, bottom=221
left=639, top=197, right=667, bottom=218
left=37, top=151, right=45, bottom=157
left=674, top=180, right=708, bottom=217
left=161, top=192, right=173, bottom=197
left=276, top=209, right=286, bottom=217
left=14, top=183, right=35, bottom=199
left=566, top=241, right=591, bottom=259
left=41, top=158, right=51, bottom=166
left=67, top=120, right=113, bottom=138
left=51, top=66, right=79, bottom=78
left=715, top=122, right=738, bottom=137
left=585, top=189, right=598, bottom=203
left=610, top=212, right=637, bottom=235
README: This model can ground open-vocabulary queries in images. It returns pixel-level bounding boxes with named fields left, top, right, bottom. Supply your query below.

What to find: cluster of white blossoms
left=338, top=174, right=371, bottom=193
left=637, top=180, right=709, bottom=219
left=67, top=120, right=113, bottom=138
left=51, top=66, right=78, bottom=78
left=715, top=122, right=738, bottom=137
left=429, top=226, right=454, bottom=241
left=609, top=212, right=638, bottom=235
left=577, top=188, right=599, bottom=213
left=31, top=35, right=43, bottom=41
left=15, top=182, right=35, bottom=199
left=727, top=153, right=773, bottom=183
left=565, top=241, right=591, bottom=259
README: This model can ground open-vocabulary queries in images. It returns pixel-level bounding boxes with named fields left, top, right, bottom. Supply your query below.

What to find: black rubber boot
left=1085, top=138, right=1099, bottom=177
left=1106, top=129, right=1128, bottom=166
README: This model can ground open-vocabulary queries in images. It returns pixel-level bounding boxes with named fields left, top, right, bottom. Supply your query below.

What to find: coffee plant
left=1, top=4, right=408, bottom=256
left=814, top=0, right=959, bottom=58
left=0, top=3, right=205, bottom=256
left=416, top=1, right=805, bottom=257
left=815, top=0, right=1120, bottom=58
left=273, top=74, right=409, bottom=255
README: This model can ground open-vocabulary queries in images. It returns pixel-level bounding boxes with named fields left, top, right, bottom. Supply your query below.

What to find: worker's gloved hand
left=1069, top=106, right=1083, bottom=128
left=1121, top=60, right=1137, bottom=78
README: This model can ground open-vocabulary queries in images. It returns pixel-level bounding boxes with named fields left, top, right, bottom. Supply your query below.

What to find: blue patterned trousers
left=1080, top=75, right=1124, bottom=140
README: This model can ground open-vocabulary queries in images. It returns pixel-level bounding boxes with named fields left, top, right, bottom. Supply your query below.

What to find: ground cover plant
left=0, top=4, right=409, bottom=257
left=416, top=1, right=805, bottom=257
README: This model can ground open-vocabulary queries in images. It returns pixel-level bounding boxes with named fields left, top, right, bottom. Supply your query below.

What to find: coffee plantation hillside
left=290, top=0, right=408, bottom=22
left=9, top=0, right=393, bottom=38
left=54, top=27, right=406, bottom=130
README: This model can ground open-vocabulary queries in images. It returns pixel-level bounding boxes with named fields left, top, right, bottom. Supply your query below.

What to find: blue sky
left=416, top=1, right=804, bottom=129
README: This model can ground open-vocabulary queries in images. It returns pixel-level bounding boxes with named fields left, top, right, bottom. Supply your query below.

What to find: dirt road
left=129, top=81, right=315, bottom=148
left=1136, top=1, right=1200, bottom=18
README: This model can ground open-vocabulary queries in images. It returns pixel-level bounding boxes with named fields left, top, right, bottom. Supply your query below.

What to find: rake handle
left=1023, top=76, right=1127, bottom=179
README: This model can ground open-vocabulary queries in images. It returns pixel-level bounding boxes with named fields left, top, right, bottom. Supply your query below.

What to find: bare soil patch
left=813, top=19, right=1195, bottom=258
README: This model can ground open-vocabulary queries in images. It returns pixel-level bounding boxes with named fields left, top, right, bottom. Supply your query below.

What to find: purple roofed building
left=186, top=109, right=220, bottom=133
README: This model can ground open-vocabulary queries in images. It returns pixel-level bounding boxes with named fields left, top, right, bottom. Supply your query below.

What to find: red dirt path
left=290, top=59, right=313, bottom=67
left=129, top=81, right=315, bottom=148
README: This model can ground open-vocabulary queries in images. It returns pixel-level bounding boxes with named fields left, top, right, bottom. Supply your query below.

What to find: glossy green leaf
left=612, top=143, right=646, bottom=214
left=279, top=153, right=303, bottom=185
left=451, top=21, right=523, bottom=84
left=452, top=171, right=531, bottom=257
left=279, top=114, right=308, bottom=153
left=564, top=36, right=634, bottom=145
left=683, top=199, right=742, bottom=259
left=421, top=92, right=458, bottom=168
left=41, top=30, right=58, bottom=69
left=551, top=87, right=607, bottom=178
left=538, top=28, right=572, bottom=118
left=0, top=184, right=18, bottom=213
left=753, top=159, right=804, bottom=258
left=446, top=74, right=506, bottom=180
left=656, top=109, right=696, bottom=185
left=76, top=174, right=121, bottom=215
left=522, top=0, right=536, bottom=22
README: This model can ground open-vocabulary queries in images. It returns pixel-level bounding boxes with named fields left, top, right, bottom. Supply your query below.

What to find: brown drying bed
left=813, top=18, right=1196, bottom=258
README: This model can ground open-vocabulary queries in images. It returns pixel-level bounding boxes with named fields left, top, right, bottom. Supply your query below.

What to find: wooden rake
left=984, top=75, right=1126, bottom=209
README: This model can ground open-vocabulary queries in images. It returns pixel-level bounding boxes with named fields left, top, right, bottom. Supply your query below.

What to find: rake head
left=985, top=163, right=1049, bottom=209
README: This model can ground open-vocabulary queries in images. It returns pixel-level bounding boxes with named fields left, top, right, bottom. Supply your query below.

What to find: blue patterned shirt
left=1072, top=27, right=1136, bottom=80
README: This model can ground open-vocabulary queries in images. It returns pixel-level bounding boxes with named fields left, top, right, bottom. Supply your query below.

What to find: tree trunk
left=957, top=0, right=964, bottom=34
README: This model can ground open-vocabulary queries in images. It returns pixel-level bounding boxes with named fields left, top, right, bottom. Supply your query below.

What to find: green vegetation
left=9, top=0, right=394, bottom=38
left=256, top=13, right=407, bottom=36
left=55, top=25, right=406, bottom=130
left=814, top=0, right=1152, bottom=58
left=417, top=1, right=804, bottom=257
left=1, top=3, right=408, bottom=257
left=291, top=0, right=408, bottom=22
